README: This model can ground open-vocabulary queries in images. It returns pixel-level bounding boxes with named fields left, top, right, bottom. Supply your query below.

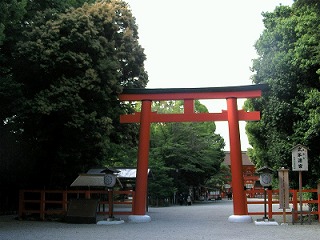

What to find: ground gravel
left=0, top=200, right=319, bottom=240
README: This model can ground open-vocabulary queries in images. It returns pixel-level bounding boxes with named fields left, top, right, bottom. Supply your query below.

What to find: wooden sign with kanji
left=292, top=144, right=308, bottom=171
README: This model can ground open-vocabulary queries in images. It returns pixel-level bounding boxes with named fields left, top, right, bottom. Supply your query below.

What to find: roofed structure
left=223, top=151, right=254, bottom=166
left=223, top=151, right=259, bottom=191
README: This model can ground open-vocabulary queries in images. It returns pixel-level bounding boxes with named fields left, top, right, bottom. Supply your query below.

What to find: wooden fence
left=19, top=189, right=135, bottom=220
left=19, top=188, right=320, bottom=222
left=246, top=188, right=320, bottom=222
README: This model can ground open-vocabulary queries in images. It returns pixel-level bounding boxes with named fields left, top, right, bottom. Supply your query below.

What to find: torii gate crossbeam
left=119, top=84, right=266, bottom=223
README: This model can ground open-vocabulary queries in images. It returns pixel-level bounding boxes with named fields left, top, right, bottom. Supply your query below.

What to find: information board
left=292, top=144, right=308, bottom=171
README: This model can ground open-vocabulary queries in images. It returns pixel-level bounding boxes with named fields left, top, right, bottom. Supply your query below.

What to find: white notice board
left=292, top=144, right=308, bottom=171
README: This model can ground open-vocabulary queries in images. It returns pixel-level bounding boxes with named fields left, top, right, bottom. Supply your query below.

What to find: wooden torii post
left=119, top=85, right=265, bottom=222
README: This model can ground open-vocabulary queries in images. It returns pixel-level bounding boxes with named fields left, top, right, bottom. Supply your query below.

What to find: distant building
left=223, top=151, right=259, bottom=191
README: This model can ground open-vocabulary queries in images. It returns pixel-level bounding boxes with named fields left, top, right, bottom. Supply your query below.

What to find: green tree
left=1, top=1, right=94, bottom=113
left=0, top=0, right=28, bottom=122
left=0, top=0, right=27, bottom=45
left=148, top=100, right=225, bottom=202
left=1, top=0, right=147, bottom=188
left=205, top=163, right=231, bottom=190
left=246, top=0, right=320, bottom=187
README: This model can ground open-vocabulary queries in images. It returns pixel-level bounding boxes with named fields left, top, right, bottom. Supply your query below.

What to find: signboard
left=257, top=166, right=273, bottom=187
left=292, top=144, right=308, bottom=171
left=259, top=173, right=272, bottom=187
left=278, top=168, right=289, bottom=209
left=66, top=199, right=98, bottom=224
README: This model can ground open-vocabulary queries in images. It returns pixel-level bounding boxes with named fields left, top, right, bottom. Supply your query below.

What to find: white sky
left=125, top=0, right=294, bottom=150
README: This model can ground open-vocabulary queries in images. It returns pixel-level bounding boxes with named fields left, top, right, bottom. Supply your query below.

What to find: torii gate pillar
left=227, top=97, right=252, bottom=223
left=127, top=100, right=152, bottom=223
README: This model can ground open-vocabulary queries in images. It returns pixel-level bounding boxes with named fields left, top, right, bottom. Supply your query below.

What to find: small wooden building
left=223, top=151, right=259, bottom=193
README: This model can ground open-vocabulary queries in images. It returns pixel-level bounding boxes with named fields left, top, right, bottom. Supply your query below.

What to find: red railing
left=246, top=189, right=320, bottom=222
left=19, top=189, right=135, bottom=220
left=19, top=188, right=320, bottom=222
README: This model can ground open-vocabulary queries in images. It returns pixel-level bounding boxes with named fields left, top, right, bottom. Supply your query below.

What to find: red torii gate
left=119, top=84, right=265, bottom=222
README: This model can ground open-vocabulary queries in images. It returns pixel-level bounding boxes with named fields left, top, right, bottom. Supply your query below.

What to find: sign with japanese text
left=278, top=168, right=289, bottom=209
left=292, top=144, right=308, bottom=171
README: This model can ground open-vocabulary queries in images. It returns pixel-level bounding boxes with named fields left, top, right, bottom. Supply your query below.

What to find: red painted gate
left=119, top=85, right=266, bottom=220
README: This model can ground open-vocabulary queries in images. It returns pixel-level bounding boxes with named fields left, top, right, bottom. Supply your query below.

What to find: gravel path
left=1, top=200, right=319, bottom=240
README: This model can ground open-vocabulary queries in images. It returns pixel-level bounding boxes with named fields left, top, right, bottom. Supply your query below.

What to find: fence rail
left=19, top=189, right=135, bottom=220
left=246, top=188, right=320, bottom=222
left=19, top=188, right=320, bottom=222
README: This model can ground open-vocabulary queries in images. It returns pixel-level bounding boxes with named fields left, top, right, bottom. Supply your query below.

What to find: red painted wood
left=120, top=110, right=260, bottom=123
left=134, top=100, right=152, bottom=215
left=227, top=97, right=248, bottom=215
left=119, top=90, right=262, bottom=101
left=184, top=99, right=194, bottom=114
left=119, top=86, right=264, bottom=217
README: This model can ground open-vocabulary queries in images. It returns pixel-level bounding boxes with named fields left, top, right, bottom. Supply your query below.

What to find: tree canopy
left=245, top=0, right=320, bottom=187
left=0, top=0, right=147, bottom=188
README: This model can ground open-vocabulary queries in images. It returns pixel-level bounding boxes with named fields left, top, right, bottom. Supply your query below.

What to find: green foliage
left=205, top=163, right=230, bottom=189
left=148, top=100, right=225, bottom=199
left=0, top=0, right=27, bottom=45
left=246, top=0, right=320, bottom=187
left=0, top=0, right=147, bottom=188
left=148, top=157, right=175, bottom=201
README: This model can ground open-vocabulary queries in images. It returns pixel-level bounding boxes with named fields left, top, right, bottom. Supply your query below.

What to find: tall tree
left=245, top=0, right=320, bottom=187
left=1, top=1, right=94, bottom=107
left=1, top=0, right=147, bottom=188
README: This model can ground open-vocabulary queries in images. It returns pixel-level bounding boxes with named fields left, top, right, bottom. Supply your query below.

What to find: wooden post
left=63, top=191, right=68, bottom=213
left=40, top=190, right=45, bottom=220
left=18, top=190, right=24, bottom=219
left=318, top=193, right=320, bottom=223
left=85, top=190, right=91, bottom=199
left=263, top=188, right=267, bottom=219
left=134, top=100, right=152, bottom=215
left=292, top=190, right=298, bottom=221
left=227, top=97, right=247, bottom=215
left=299, top=171, right=303, bottom=224
left=184, top=99, right=194, bottom=114
left=278, top=168, right=289, bottom=223
left=267, top=189, right=273, bottom=219
left=131, top=191, right=135, bottom=214
left=108, top=189, right=114, bottom=218
left=318, top=184, right=320, bottom=222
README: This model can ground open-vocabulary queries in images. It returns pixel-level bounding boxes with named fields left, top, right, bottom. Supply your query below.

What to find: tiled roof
left=223, top=151, right=254, bottom=166
left=86, top=167, right=152, bottom=179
